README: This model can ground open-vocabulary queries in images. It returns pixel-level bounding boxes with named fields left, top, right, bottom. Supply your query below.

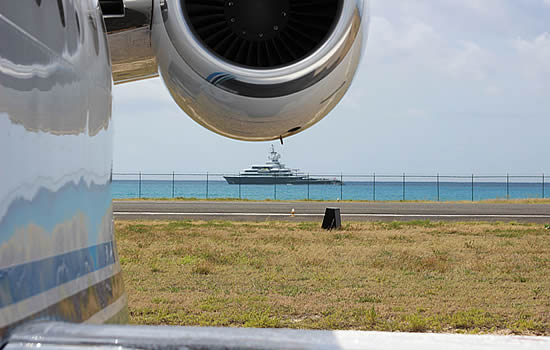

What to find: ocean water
left=112, top=179, right=549, bottom=201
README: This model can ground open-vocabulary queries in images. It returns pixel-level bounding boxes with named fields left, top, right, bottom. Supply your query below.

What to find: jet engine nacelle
left=106, top=0, right=368, bottom=141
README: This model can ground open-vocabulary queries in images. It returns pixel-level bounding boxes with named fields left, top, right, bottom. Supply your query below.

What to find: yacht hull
left=223, top=176, right=342, bottom=185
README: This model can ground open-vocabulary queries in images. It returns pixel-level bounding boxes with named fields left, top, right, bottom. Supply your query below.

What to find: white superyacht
left=224, top=146, right=341, bottom=185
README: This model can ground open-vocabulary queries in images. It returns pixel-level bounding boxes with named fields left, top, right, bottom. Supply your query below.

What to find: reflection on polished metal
left=152, top=0, right=368, bottom=141
left=99, top=0, right=125, bottom=18
left=105, top=0, right=368, bottom=141
left=104, top=0, right=158, bottom=83
left=0, top=0, right=127, bottom=342
left=7, top=322, right=550, bottom=350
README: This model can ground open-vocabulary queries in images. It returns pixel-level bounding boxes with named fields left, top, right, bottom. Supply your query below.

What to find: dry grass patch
left=116, top=220, right=550, bottom=334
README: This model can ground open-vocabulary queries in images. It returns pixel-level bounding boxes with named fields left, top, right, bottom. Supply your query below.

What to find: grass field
left=116, top=220, right=550, bottom=335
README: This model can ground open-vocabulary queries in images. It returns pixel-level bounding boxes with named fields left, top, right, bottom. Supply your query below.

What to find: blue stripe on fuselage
left=0, top=241, right=115, bottom=308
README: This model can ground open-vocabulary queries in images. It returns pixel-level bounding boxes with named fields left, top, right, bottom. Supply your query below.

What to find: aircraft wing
left=4, top=322, right=550, bottom=350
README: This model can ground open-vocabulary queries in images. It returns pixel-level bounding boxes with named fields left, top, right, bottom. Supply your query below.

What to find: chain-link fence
left=112, top=172, right=548, bottom=201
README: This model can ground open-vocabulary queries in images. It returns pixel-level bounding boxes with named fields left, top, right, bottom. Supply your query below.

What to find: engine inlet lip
left=180, top=0, right=344, bottom=70
left=160, top=0, right=366, bottom=94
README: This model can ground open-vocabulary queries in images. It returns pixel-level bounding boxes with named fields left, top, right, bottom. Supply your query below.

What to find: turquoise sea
left=112, top=177, right=548, bottom=201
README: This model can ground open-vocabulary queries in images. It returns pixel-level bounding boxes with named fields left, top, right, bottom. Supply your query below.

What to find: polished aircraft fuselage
left=0, top=0, right=127, bottom=341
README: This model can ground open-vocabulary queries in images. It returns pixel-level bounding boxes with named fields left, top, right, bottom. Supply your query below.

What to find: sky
left=113, top=0, right=550, bottom=175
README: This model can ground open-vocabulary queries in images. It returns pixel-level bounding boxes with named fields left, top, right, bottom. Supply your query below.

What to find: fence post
left=437, top=173, right=440, bottom=202
left=238, top=175, right=241, bottom=200
left=402, top=173, right=406, bottom=201
left=340, top=173, right=343, bottom=200
left=543, top=174, right=545, bottom=199
left=172, top=171, right=175, bottom=198
left=206, top=172, right=209, bottom=199
left=307, top=173, right=310, bottom=200
left=506, top=173, right=510, bottom=200
left=471, top=174, right=474, bottom=202
left=274, top=174, right=277, bottom=200
left=138, top=172, right=142, bottom=199
left=373, top=173, right=376, bottom=201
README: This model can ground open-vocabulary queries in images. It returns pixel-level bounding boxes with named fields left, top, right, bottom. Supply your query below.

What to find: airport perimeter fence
left=112, top=172, right=548, bottom=202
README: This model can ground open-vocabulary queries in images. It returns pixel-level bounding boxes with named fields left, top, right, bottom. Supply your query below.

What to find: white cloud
left=367, top=16, right=442, bottom=64
left=406, top=108, right=429, bottom=119
left=447, top=41, right=493, bottom=81
left=459, top=0, right=506, bottom=15
left=484, top=84, right=502, bottom=96
left=367, top=15, right=494, bottom=82
left=513, top=32, right=550, bottom=86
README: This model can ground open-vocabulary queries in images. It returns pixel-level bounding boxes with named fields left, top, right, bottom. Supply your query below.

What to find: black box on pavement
left=322, top=207, right=341, bottom=230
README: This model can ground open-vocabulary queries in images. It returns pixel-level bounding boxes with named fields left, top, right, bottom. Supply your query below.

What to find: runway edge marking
left=113, top=212, right=550, bottom=218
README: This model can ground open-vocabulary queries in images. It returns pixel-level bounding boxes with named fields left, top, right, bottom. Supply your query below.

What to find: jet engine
left=104, top=0, right=368, bottom=141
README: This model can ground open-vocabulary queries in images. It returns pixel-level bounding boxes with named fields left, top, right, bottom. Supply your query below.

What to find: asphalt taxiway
left=113, top=200, right=550, bottom=223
